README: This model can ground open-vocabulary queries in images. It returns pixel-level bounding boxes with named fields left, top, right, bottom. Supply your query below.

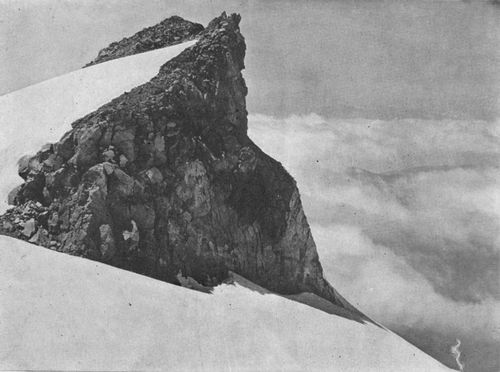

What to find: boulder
left=21, top=218, right=36, bottom=238
left=7, top=185, right=22, bottom=205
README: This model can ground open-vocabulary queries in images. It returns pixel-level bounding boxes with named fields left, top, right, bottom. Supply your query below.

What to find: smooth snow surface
left=0, top=236, right=453, bottom=372
left=0, top=40, right=196, bottom=213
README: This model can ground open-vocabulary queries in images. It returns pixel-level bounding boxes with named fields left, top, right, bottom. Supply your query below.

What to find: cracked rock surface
left=0, top=13, right=361, bottom=315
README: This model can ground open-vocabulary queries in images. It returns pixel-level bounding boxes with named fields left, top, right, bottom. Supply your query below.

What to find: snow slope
left=0, top=33, right=454, bottom=372
left=0, top=236, right=453, bottom=371
left=0, top=40, right=196, bottom=213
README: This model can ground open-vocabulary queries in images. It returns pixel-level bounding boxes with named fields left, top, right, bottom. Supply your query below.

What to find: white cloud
left=249, top=113, right=500, bottom=371
left=312, top=223, right=499, bottom=337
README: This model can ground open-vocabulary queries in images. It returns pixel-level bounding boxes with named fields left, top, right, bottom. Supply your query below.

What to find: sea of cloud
left=248, top=114, right=500, bottom=372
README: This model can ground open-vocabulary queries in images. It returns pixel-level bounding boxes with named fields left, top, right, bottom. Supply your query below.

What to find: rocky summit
left=0, top=13, right=361, bottom=316
left=85, top=16, right=204, bottom=67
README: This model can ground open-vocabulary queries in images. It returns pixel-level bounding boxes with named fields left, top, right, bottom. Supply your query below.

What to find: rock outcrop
left=0, top=13, right=362, bottom=316
left=85, top=16, right=203, bottom=67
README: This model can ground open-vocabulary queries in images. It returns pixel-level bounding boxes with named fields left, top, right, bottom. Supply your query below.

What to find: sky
left=0, top=0, right=498, bottom=120
left=0, top=1, right=499, bottom=371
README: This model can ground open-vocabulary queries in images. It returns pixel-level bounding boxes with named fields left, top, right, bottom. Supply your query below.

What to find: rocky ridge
left=85, top=16, right=203, bottom=67
left=0, top=13, right=363, bottom=318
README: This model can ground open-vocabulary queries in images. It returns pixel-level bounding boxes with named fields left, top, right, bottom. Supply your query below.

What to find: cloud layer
left=249, top=114, right=500, bottom=372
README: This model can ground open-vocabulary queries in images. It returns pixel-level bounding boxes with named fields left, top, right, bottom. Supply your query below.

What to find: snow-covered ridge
left=0, top=40, right=197, bottom=213
left=0, top=236, right=453, bottom=371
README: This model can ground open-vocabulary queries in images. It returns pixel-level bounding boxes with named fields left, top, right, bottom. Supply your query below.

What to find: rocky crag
left=85, top=16, right=203, bottom=67
left=0, top=13, right=362, bottom=316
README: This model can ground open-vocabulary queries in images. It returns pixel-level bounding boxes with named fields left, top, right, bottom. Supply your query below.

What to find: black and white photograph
left=0, top=1, right=498, bottom=371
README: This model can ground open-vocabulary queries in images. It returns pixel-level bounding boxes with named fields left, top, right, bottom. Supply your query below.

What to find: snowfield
left=0, top=37, right=454, bottom=371
left=0, top=40, right=196, bottom=213
left=0, top=237, right=453, bottom=371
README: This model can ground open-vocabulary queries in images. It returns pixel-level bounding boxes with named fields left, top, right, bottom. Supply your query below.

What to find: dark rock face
left=0, top=13, right=359, bottom=314
left=85, top=16, right=204, bottom=67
